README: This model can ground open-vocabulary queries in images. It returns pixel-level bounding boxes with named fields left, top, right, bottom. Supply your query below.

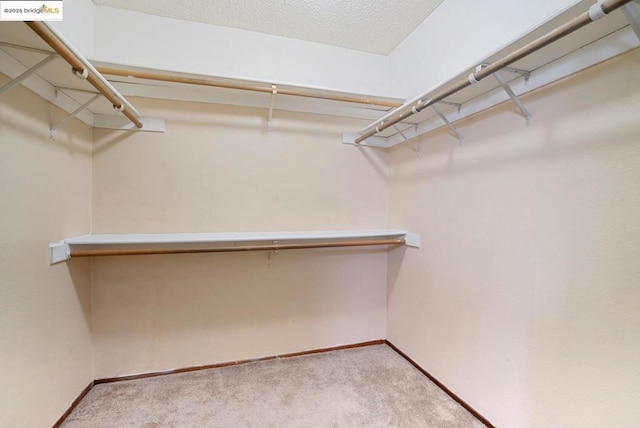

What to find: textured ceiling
left=92, top=0, right=445, bottom=54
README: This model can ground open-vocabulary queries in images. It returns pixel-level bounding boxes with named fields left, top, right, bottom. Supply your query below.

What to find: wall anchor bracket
left=432, top=104, right=463, bottom=144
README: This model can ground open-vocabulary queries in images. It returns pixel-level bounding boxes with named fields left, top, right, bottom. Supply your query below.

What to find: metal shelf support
left=432, top=104, right=463, bottom=144
left=0, top=53, right=57, bottom=96
left=482, top=63, right=531, bottom=83
left=489, top=67, right=532, bottom=125
left=50, top=93, right=101, bottom=137
left=393, top=125, right=420, bottom=156
left=436, top=100, right=462, bottom=112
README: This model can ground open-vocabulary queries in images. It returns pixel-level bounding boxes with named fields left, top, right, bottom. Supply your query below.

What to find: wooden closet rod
left=25, top=22, right=144, bottom=129
left=355, top=0, right=634, bottom=144
left=96, top=67, right=403, bottom=109
left=70, top=238, right=406, bottom=258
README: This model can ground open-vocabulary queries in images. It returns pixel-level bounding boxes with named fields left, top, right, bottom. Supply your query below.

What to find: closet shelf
left=0, top=23, right=166, bottom=134
left=49, top=230, right=420, bottom=264
left=344, top=0, right=639, bottom=148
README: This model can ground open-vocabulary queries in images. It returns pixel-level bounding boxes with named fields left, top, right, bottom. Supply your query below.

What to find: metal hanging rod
left=95, top=67, right=404, bottom=109
left=354, top=0, right=633, bottom=144
left=24, top=21, right=144, bottom=129
left=68, top=238, right=406, bottom=258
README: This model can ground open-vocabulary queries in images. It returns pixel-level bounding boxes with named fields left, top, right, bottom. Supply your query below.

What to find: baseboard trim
left=52, top=381, right=94, bottom=428
left=94, top=339, right=385, bottom=384
left=385, top=340, right=495, bottom=428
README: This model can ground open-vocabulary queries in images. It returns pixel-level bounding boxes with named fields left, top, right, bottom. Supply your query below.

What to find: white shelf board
left=50, top=229, right=419, bottom=264
left=65, top=230, right=408, bottom=244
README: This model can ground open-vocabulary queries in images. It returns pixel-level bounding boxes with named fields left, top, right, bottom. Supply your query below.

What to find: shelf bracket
left=436, top=100, right=462, bottom=113
left=50, top=93, right=101, bottom=138
left=267, top=84, right=277, bottom=131
left=393, top=125, right=420, bottom=157
left=488, top=67, right=531, bottom=125
left=404, top=233, right=421, bottom=248
left=50, top=242, right=70, bottom=264
left=622, top=1, right=640, bottom=40
left=0, top=53, right=57, bottom=96
left=432, top=104, right=463, bottom=144
left=482, top=63, right=531, bottom=83
left=478, top=64, right=531, bottom=123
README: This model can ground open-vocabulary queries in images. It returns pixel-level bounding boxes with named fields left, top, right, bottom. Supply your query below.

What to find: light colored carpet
left=62, top=344, right=485, bottom=427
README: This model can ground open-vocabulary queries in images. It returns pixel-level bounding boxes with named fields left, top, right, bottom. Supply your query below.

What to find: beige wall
left=91, top=101, right=389, bottom=378
left=387, top=51, right=640, bottom=427
left=0, top=76, right=93, bottom=427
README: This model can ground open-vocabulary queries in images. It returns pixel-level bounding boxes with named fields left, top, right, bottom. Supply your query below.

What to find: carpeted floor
left=62, top=344, right=485, bottom=427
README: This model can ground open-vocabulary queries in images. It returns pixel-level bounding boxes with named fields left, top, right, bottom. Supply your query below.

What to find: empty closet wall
left=387, top=50, right=640, bottom=427
left=90, top=100, right=389, bottom=378
left=0, top=76, right=93, bottom=427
